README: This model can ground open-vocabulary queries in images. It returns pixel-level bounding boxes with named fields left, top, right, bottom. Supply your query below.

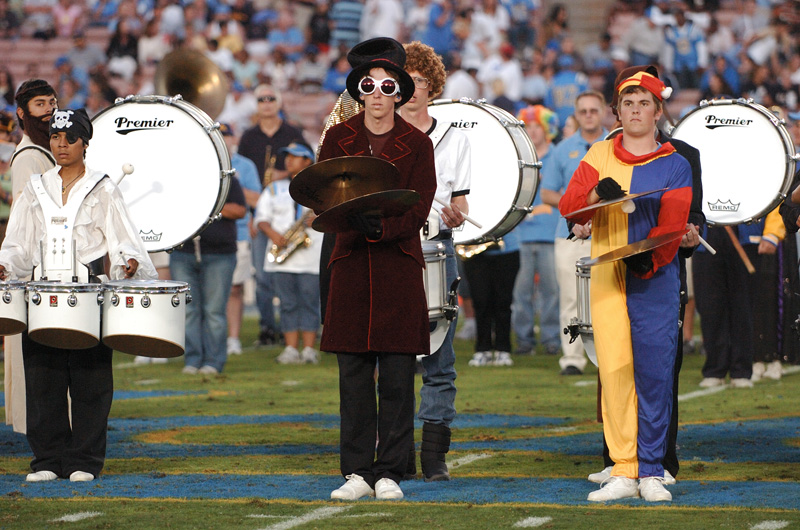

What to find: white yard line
left=678, top=385, right=728, bottom=402
left=514, top=516, right=554, bottom=527
left=751, top=521, right=791, bottom=530
left=50, top=512, right=103, bottom=523
left=134, top=379, right=161, bottom=386
left=573, top=380, right=597, bottom=387
left=341, top=512, right=395, bottom=518
left=257, top=506, right=352, bottom=530
left=448, top=452, right=492, bottom=470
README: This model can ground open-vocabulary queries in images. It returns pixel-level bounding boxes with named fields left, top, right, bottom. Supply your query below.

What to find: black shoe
left=560, top=365, right=583, bottom=376
left=255, top=329, right=278, bottom=347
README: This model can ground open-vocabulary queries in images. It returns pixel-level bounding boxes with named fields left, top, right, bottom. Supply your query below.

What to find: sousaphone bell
left=154, top=49, right=229, bottom=119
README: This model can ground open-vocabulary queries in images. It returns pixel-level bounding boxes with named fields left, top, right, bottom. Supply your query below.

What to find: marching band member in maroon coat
left=319, top=37, right=436, bottom=501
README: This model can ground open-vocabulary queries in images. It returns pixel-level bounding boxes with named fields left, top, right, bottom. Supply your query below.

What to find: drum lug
left=519, top=160, right=542, bottom=169
left=185, top=293, right=192, bottom=304
left=171, top=294, right=181, bottom=307
left=2, top=291, right=11, bottom=304
left=97, top=292, right=104, bottom=305
left=141, top=294, right=151, bottom=308
left=31, top=292, right=40, bottom=305
left=111, top=293, right=120, bottom=306
left=221, top=169, right=236, bottom=179
left=67, top=293, right=77, bottom=307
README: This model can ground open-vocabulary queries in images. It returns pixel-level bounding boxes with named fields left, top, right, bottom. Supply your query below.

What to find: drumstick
left=697, top=234, right=716, bottom=255
left=113, top=163, right=135, bottom=185
left=724, top=226, right=755, bottom=274
left=434, top=197, right=482, bottom=229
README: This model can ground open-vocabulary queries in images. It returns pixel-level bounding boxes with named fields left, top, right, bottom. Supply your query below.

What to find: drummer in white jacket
left=0, top=108, right=156, bottom=483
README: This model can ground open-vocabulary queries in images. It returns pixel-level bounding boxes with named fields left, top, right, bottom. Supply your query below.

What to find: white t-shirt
left=430, top=120, right=471, bottom=231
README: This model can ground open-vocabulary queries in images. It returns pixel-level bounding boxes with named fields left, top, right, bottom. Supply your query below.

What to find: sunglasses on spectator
left=358, top=77, right=400, bottom=97
left=258, top=95, right=278, bottom=103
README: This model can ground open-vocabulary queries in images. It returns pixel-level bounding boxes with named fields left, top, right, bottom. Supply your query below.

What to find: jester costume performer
left=559, top=72, right=692, bottom=482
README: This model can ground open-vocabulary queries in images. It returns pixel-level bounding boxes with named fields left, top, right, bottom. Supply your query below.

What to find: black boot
left=404, top=446, right=417, bottom=480
left=420, top=423, right=451, bottom=482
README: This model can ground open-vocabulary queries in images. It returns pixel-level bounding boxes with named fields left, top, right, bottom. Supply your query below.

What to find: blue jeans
left=251, top=231, right=278, bottom=334
left=419, top=238, right=458, bottom=427
left=170, top=251, right=236, bottom=372
left=512, top=242, right=560, bottom=349
left=273, top=272, right=320, bottom=332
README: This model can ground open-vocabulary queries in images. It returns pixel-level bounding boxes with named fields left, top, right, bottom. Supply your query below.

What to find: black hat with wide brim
left=345, top=37, right=415, bottom=108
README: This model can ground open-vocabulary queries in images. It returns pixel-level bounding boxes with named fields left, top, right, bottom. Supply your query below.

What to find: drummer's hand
left=124, top=259, right=138, bottom=278
left=680, top=223, right=700, bottom=248
left=442, top=203, right=464, bottom=228
left=572, top=221, right=592, bottom=239
left=759, top=238, right=778, bottom=255
left=0, top=264, right=7, bottom=280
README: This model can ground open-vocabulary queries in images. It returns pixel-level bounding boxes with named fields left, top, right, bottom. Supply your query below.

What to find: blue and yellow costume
left=560, top=133, right=692, bottom=479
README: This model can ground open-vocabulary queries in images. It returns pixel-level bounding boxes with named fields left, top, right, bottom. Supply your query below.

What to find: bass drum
left=428, top=99, right=540, bottom=245
left=669, top=99, right=798, bottom=225
left=86, top=95, right=232, bottom=252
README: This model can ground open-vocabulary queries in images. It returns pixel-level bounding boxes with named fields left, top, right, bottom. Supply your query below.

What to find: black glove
left=623, top=250, right=653, bottom=275
left=596, top=177, right=626, bottom=201
left=347, top=212, right=382, bottom=238
left=780, top=201, right=800, bottom=234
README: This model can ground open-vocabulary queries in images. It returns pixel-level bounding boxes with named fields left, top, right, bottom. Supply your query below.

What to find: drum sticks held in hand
left=433, top=197, right=482, bottom=229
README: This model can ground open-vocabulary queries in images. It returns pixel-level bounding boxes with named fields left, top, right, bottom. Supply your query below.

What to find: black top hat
left=345, top=37, right=415, bottom=108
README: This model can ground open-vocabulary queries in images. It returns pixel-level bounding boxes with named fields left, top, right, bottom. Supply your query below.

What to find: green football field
left=2, top=315, right=800, bottom=529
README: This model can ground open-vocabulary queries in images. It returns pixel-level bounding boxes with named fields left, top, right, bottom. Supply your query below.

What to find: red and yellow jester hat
left=616, top=70, right=673, bottom=103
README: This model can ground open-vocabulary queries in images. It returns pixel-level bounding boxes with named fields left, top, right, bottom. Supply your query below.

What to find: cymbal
left=582, top=229, right=689, bottom=267
left=312, top=190, right=420, bottom=233
left=290, top=156, right=401, bottom=211
left=563, top=188, right=668, bottom=219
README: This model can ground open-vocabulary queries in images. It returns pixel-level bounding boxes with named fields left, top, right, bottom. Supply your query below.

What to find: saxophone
left=267, top=209, right=314, bottom=264
left=263, top=145, right=277, bottom=188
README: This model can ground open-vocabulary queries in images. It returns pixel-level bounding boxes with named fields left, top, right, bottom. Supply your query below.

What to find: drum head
left=671, top=100, right=795, bottom=225
left=86, top=96, right=231, bottom=251
left=429, top=100, right=539, bottom=245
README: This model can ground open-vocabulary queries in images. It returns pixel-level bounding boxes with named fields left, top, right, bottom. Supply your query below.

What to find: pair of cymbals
left=563, top=188, right=668, bottom=219
left=582, top=229, right=689, bottom=267
left=289, top=156, right=420, bottom=233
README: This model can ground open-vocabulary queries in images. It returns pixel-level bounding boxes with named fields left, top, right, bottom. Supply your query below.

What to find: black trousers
left=746, top=245, right=779, bottom=363
left=693, top=227, right=754, bottom=380
left=22, top=332, right=113, bottom=478
left=462, top=251, right=520, bottom=352
left=337, top=352, right=416, bottom=488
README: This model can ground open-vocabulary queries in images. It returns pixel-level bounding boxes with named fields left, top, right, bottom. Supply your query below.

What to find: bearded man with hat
left=0, top=108, right=156, bottom=483
left=559, top=69, right=693, bottom=502
left=318, top=37, right=436, bottom=501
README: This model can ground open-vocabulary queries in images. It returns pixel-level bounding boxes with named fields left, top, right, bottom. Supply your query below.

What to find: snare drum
left=86, top=95, right=232, bottom=252
left=102, top=280, right=191, bottom=358
left=670, top=99, right=797, bottom=225
left=572, top=258, right=597, bottom=367
left=0, top=281, right=26, bottom=335
left=423, top=240, right=450, bottom=354
left=428, top=99, right=540, bottom=245
left=26, top=281, right=104, bottom=349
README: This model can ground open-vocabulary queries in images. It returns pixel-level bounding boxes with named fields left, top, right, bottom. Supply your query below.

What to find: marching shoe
left=330, top=474, right=374, bottom=500
left=227, top=337, right=242, bottom=355
left=375, top=478, right=404, bottom=500
left=198, top=365, right=219, bottom=375
left=69, top=471, right=95, bottom=482
left=468, top=351, right=492, bottom=367
left=300, top=346, right=320, bottom=364
left=587, top=476, right=638, bottom=502
left=560, top=365, right=583, bottom=376
left=664, top=470, right=676, bottom=485
left=699, top=377, right=725, bottom=388
left=182, top=365, right=199, bottom=375
left=587, top=466, right=613, bottom=484
left=151, top=357, right=168, bottom=364
left=492, top=351, right=514, bottom=366
left=764, top=360, right=783, bottom=380
left=751, top=362, right=766, bottom=381
left=26, top=470, right=58, bottom=482
left=638, top=476, right=672, bottom=502
left=133, top=356, right=151, bottom=365
left=730, top=377, right=753, bottom=388
left=276, top=346, right=301, bottom=364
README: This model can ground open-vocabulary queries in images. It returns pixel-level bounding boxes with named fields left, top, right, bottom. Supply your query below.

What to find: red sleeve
left=634, top=186, right=692, bottom=279
left=558, top=159, right=600, bottom=225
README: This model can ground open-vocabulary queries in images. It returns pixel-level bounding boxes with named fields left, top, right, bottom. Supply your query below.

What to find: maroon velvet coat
left=318, top=112, right=436, bottom=355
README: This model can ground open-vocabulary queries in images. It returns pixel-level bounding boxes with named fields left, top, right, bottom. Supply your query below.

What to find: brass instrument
left=267, top=209, right=314, bottom=264
left=154, top=49, right=229, bottom=119
left=263, top=145, right=277, bottom=188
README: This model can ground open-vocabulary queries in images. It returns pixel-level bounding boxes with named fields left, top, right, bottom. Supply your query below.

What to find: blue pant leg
left=419, top=238, right=458, bottom=426
left=511, top=242, right=536, bottom=349
left=533, top=243, right=561, bottom=347
left=198, top=253, right=237, bottom=372
left=170, top=252, right=203, bottom=369
left=252, top=231, right=277, bottom=334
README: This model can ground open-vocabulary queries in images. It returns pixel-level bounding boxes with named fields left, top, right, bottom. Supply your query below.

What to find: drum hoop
left=91, top=96, right=233, bottom=251
left=27, top=282, right=104, bottom=293
left=0, top=281, right=27, bottom=289
left=429, top=99, right=540, bottom=245
left=103, top=280, right=190, bottom=294
left=669, top=98, right=797, bottom=225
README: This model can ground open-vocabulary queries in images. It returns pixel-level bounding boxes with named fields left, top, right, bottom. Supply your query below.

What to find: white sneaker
left=374, top=477, right=404, bottom=500
left=699, top=377, right=725, bottom=388
left=198, top=365, right=219, bottom=375
left=638, top=476, right=672, bottom=501
left=182, top=365, right=199, bottom=375
left=330, top=474, right=375, bottom=500
left=751, top=361, right=766, bottom=381
left=276, top=346, right=301, bottom=364
left=456, top=318, right=476, bottom=340
left=151, top=357, right=168, bottom=364
left=663, top=470, right=676, bottom=485
left=133, top=356, right=151, bottom=365
left=764, top=360, right=783, bottom=380
left=588, top=466, right=613, bottom=484
left=730, top=377, right=754, bottom=388
left=468, top=351, right=492, bottom=367
left=227, top=337, right=242, bottom=355
left=587, top=476, right=639, bottom=502
left=492, top=351, right=513, bottom=366
left=300, top=346, right=319, bottom=364
left=69, top=471, right=95, bottom=482
left=26, top=470, right=58, bottom=482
